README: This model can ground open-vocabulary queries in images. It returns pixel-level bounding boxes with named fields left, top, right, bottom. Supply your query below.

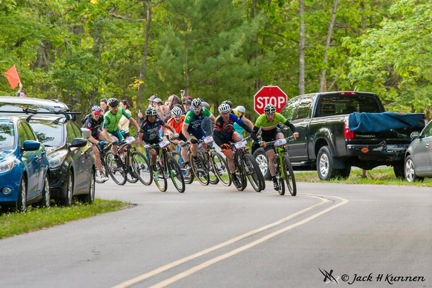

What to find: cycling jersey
left=166, top=115, right=185, bottom=134
left=232, top=109, right=243, bottom=119
left=214, top=113, right=243, bottom=138
left=103, top=108, right=131, bottom=133
left=213, top=113, right=253, bottom=146
left=183, top=107, right=212, bottom=135
left=83, top=117, right=103, bottom=138
left=254, top=113, right=287, bottom=130
left=140, top=118, right=164, bottom=142
left=252, top=112, right=296, bottom=150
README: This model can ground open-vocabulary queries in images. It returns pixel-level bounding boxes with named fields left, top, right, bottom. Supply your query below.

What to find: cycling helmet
left=264, top=104, right=276, bottom=114
left=171, top=106, right=183, bottom=117
left=108, top=97, right=119, bottom=107
left=221, top=100, right=233, bottom=108
left=235, top=105, right=246, bottom=114
left=191, top=98, right=202, bottom=109
left=146, top=107, right=157, bottom=116
left=218, top=103, right=231, bottom=114
left=91, top=105, right=102, bottom=112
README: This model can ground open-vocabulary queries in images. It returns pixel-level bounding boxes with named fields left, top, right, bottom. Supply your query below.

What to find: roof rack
left=0, top=108, right=80, bottom=121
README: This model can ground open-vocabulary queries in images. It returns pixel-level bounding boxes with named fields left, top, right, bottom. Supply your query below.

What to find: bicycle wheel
left=154, top=162, right=167, bottom=192
left=203, top=151, right=219, bottom=185
left=190, top=154, right=209, bottom=186
left=126, top=154, right=139, bottom=184
left=210, top=151, right=231, bottom=186
left=95, top=154, right=109, bottom=184
left=106, top=151, right=127, bottom=185
left=172, top=151, right=194, bottom=184
left=242, top=154, right=262, bottom=192
left=282, top=155, right=297, bottom=196
left=167, top=156, right=185, bottom=193
left=234, top=166, right=247, bottom=191
left=276, top=161, right=285, bottom=195
left=131, top=151, right=152, bottom=186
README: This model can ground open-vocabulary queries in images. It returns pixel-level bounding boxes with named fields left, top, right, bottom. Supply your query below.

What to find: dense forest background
left=1, top=0, right=431, bottom=120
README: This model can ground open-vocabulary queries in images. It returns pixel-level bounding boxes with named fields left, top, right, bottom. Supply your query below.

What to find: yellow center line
left=113, top=195, right=345, bottom=288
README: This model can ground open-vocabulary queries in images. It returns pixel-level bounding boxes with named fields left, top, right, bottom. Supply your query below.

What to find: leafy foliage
left=0, top=0, right=430, bottom=119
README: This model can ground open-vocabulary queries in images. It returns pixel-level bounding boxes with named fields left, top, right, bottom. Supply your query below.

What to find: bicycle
left=180, top=139, right=210, bottom=186
left=264, top=136, right=296, bottom=196
left=199, top=135, right=231, bottom=186
left=229, top=137, right=265, bottom=192
left=144, top=138, right=185, bottom=193
left=106, top=136, right=152, bottom=186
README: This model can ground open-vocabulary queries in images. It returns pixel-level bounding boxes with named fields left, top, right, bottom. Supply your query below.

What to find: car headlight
left=48, top=150, right=68, bottom=168
left=0, top=158, right=14, bottom=173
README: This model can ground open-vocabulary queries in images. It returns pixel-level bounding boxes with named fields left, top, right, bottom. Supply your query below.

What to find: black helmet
left=108, top=98, right=119, bottom=107
left=264, top=104, right=276, bottom=114
left=146, top=107, right=157, bottom=116
left=221, top=100, right=233, bottom=108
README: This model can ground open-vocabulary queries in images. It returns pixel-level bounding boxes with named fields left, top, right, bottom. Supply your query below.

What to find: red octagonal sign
left=254, top=85, right=287, bottom=115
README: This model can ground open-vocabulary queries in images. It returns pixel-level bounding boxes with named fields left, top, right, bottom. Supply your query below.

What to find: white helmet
left=218, top=103, right=231, bottom=114
left=235, top=106, right=246, bottom=114
left=191, top=98, right=202, bottom=109
left=171, top=106, right=183, bottom=117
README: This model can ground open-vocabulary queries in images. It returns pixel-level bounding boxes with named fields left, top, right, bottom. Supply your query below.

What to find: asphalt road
left=0, top=180, right=431, bottom=288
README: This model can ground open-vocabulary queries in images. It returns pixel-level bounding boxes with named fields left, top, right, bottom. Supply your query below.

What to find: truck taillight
left=339, top=91, right=357, bottom=95
left=344, top=123, right=355, bottom=139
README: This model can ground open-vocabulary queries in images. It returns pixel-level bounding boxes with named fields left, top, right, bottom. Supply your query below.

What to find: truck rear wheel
left=317, top=146, right=337, bottom=180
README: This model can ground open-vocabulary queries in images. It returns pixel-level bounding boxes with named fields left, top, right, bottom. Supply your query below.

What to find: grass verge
left=0, top=199, right=131, bottom=239
left=295, top=167, right=432, bottom=187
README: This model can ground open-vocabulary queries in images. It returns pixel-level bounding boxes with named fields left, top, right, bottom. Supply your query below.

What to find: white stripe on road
left=113, top=195, right=348, bottom=288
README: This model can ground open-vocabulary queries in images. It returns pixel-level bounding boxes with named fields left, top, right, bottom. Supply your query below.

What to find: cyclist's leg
left=91, top=144, right=103, bottom=173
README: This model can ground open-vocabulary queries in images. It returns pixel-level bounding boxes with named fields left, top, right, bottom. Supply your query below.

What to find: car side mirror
left=81, top=128, right=91, bottom=139
left=410, top=131, right=420, bottom=140
left=70, top=138, right=88, bottom=148
left=22, top=140, right=41, bottom=151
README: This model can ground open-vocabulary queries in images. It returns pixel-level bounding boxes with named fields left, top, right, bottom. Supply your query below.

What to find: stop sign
left=254, top=86, right=287, bottom=115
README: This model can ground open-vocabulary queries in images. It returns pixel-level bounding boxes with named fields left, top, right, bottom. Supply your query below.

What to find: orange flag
left=4, top=65, right=21, bottom=89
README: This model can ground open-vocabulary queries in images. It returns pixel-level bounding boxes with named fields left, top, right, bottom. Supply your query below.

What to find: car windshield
left=0, top=122, right=15, bottom=150
left=29, top=120, right=65, bottom=147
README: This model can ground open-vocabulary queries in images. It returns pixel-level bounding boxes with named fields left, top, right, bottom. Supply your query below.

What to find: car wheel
left=17, top=176, right=28, bottom=212
left=316, top=146, right=336, bottom=180
left=253, top=148, right=270, bottom=180
left=38, top=173, right=51, bottom=208
left=404, top=155, right=423, bottom=182
left=79, top=169, right=95, bottom=204
left=62, top=172, right=74, bottom=206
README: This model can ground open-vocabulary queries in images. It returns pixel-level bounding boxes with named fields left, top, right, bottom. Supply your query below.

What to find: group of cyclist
left=83, top=93, right=299, bottom=191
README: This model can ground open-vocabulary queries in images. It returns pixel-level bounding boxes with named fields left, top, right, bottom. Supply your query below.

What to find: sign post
left=253, top=85, right=287, bottom=115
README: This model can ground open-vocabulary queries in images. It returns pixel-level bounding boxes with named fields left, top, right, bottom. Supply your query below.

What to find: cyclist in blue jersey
left=213, top=103, right=258, bottom=188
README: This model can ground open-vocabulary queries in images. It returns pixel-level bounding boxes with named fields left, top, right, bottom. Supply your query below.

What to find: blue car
left=0, top=96, right=96, bottom=206
left=0, top=116, right=50, bottom=212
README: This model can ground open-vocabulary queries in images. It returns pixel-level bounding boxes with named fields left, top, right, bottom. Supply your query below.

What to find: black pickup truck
left=253, top=91, right=425, bottom=180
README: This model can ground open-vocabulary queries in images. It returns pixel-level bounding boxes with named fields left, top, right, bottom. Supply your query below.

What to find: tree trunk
left=138, top=0, right=153, bottom=106
left=319, top=0, right=338, bottom=92
left=298, top=0, right=305, bottom=95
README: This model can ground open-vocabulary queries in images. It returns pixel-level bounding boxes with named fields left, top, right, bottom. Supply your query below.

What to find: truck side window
left=292, top=98, right=312, bottom=120
left=282, top=101, right=297, bottom=120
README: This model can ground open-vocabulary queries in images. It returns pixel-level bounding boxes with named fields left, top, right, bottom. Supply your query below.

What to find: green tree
left=345, top=0, right=432, bottom=115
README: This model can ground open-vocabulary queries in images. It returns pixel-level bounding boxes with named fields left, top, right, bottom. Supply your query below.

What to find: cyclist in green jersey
left=251, top=104, right=299, bottom=190
left=182, top=98, right=216, bottom=167
left=102, top=98, right=140, bottom=156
